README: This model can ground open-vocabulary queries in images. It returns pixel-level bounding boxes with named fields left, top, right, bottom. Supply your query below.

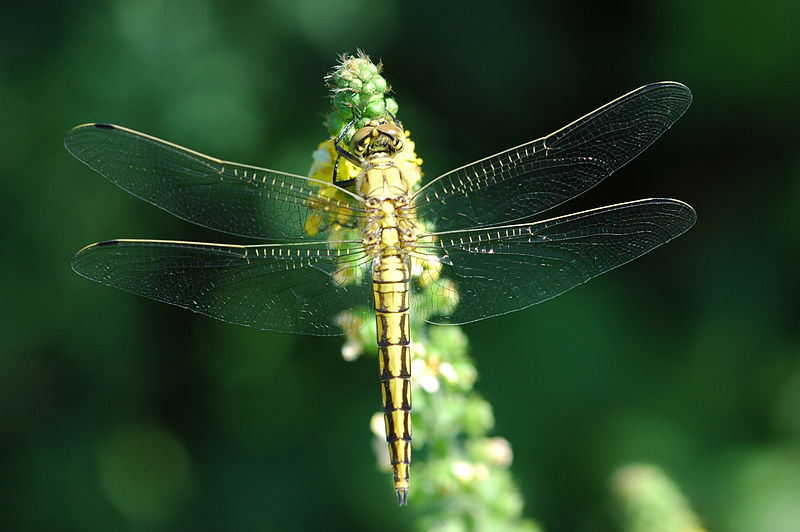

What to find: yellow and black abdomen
left=372, top=253, right=412, bottom=505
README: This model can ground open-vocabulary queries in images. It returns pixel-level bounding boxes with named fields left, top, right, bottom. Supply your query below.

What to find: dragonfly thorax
left=359, top=139, right=415, bottom=245
left=362, top=194, right=418, bottom=259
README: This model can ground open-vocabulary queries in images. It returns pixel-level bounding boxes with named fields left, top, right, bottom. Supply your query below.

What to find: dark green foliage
left=2, top=1, right=799, bottom=531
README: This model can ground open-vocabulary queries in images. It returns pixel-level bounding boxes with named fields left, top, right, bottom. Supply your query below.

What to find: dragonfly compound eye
left=376, top=122, right=402, bottom=137
left=376, top=123, right=404, bottom=150
left=351, top=125, right=376, bottom=155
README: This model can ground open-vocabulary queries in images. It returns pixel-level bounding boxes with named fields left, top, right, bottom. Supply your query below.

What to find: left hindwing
left=72, top=239, right=373, bottom=335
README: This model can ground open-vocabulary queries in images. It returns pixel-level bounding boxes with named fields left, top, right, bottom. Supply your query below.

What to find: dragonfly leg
left=333, top=117, right=360, bottom=187
left=386, top=110, right=403, bottom=130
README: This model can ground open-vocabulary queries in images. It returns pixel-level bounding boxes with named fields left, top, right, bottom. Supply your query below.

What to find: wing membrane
left=411, top=82, right=692, bottom=231
left=72, top=239, right=372, bottom=335
left=65, top=124, right=365, bottom=241
left=414, top=199, right=696, bottom=324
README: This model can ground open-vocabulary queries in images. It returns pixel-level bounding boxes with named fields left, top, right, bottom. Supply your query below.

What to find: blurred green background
left=2, top=0, right=799, bottom=530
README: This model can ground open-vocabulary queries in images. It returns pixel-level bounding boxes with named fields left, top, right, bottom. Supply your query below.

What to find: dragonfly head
left=352, top=120, right=405, bottom=158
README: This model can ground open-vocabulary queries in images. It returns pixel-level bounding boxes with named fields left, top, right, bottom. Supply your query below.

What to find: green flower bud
left=462, top=397, right=494, bottom=436
left=361, top=79, right=376, bottom=94
left=365, top=98, right=386, bottom=118
left=333, top=74, right=350, bottom=89
left=358, top=61, right=376, bottom=78
left=325, top=116, right=346, bottom=137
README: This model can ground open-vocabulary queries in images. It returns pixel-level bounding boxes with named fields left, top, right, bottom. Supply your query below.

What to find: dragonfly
left=67, top=81, right=696, bottom=505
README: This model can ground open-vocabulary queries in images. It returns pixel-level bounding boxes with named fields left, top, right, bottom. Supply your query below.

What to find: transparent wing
left=413, top=199, right=696, bottom=325
left=65, top=124, right=365, bottom=241
left=71, top=239, right=373, bottom=335
left=411, top=82, right=692, bottom=231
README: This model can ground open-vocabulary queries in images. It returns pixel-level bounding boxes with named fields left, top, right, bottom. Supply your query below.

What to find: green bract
left=325, top=52, right=398, bottom=139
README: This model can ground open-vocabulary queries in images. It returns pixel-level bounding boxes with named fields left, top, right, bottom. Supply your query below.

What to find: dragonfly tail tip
left=396, top=488, right=408, bottom=506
